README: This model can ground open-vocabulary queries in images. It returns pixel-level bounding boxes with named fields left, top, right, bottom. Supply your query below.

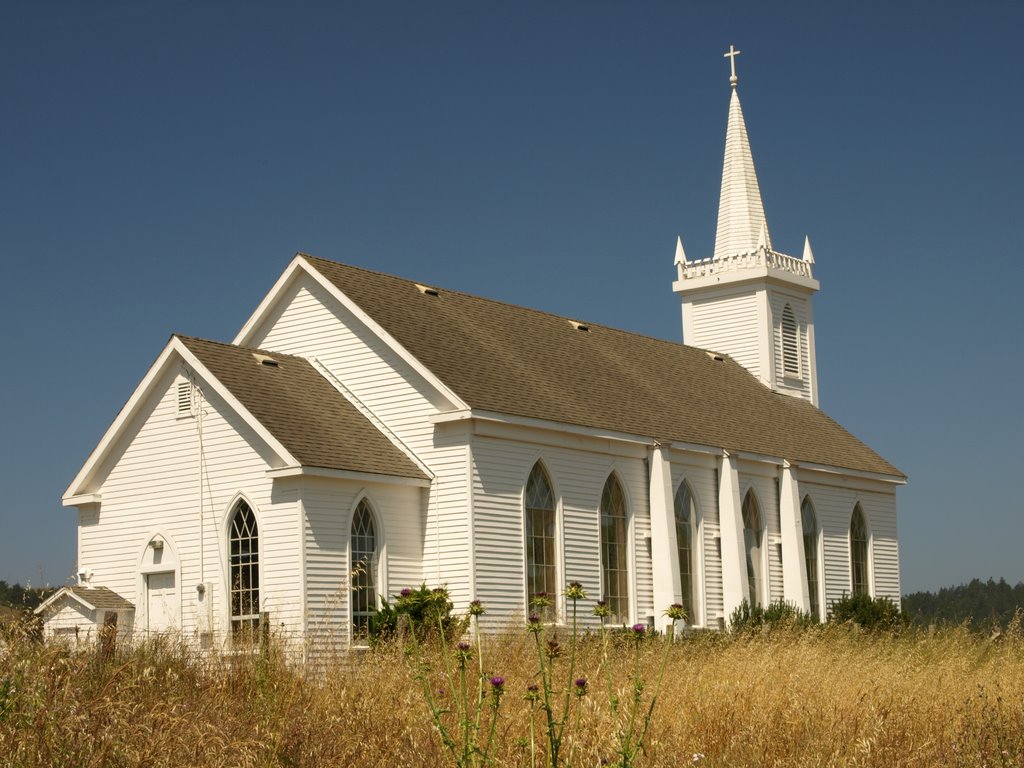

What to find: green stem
left=635, top=621, right=676, bottom=755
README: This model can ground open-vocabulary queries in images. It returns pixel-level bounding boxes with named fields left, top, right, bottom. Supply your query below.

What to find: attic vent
left=568, top=320, right=590, bottom=332
left=177, top=381, right=193, bottom=416
left=253, top=353, right=279, bottom=368
left=415, top=283, right=440, bottom=297
left=705, top=352, right=724, bottom=362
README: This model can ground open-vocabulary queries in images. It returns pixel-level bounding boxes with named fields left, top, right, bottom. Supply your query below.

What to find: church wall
left=80, top=367, right=304, bottom=644
left=687, top=289, right=761, bottom=375
left=300, top=477, right=423, bottom=654
left=469, top=433, right=653, bottom=631
left=799, top=478, right=901, bottom=611
left=670, top=454, right=723, bottom=628
left=245, top=272, right=472, bottom=607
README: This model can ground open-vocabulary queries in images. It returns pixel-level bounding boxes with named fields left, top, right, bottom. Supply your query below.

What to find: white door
left=146, top=571, right=179, bottom=633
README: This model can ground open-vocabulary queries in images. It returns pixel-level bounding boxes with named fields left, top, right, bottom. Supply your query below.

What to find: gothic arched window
left=525, top=463, right=557, bottom=619
left=600, top=474, right=629, bottom=624
left=801, top=496, right=820, bottom=620
left=229, top=499, right=260, bottom=637
left=782, top=304, right=800, bottom=377
left=742, top=490, right=763, bottom=607
left=350, top=499, right=379, bottom=641
left=674, top=481, right=698, bottom=623
left=850, top=504, right=870, bottom=596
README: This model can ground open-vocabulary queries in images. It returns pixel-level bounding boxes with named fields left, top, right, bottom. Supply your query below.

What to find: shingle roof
left=302, top=255, right=902, bottom=478
left=178, top=336, right=426, bottom=480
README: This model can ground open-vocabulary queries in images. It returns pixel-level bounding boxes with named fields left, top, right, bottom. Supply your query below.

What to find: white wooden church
left=40, top=54, right=904, bottom=649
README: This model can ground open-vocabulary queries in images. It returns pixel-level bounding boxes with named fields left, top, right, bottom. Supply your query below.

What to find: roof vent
left=705, top=352, right=724, bottom=362
left=253, top=353, right=279, bottom=367
left=415, top=283, right=440, bottom=297
left=568, top=320, right=590, bottom=332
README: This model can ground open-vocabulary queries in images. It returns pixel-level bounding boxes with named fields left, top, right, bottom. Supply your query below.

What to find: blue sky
left=1, top=2, right=1021, bottom=594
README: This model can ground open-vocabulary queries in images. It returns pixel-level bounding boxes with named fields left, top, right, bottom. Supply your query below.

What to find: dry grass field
left=1, top=620, right=1022, bottom=767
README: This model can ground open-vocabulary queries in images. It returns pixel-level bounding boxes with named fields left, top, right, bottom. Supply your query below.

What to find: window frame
left=800, top=495, right=822, bottom=621
left=227, top=498, right=261, bottom=641
left=350, top=496, right=383, bottom=646
left=599, top=473, right=631, bottom=625
left=850, top=503, right=871, bottom=597
left=523, top=461, right=560, bottom=622
left=741, top=489, right=765, bottom=608
left=673, top=479, right=701, bottom=626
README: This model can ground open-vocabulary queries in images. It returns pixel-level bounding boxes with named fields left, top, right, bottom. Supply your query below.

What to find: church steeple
left=714, top=75, right=773, bottom=260
left=673, top=46, right=821, bottom=406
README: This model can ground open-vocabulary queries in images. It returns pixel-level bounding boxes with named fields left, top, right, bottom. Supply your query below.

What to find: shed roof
left=178, top=336, right=427, bottom=481
left=36, top=586, right=135, bottom=615
left=301, top=255, right=902, bottom=478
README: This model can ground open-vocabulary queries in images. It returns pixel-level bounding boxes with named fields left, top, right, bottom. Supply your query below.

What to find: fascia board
left=432, top=408, right=657, bottom=447
left=173, top=338, right=298, bottom=469
left=234, top=255, right=469, bottom=412
left=34, top=588, right=93, bottom=615
left=796, top=461, right=907, bottom=486
left=64, top=342, right=178, bottom=499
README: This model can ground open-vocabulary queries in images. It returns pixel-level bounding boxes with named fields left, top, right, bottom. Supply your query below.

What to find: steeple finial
left=724, top=44, right=741, bottom=88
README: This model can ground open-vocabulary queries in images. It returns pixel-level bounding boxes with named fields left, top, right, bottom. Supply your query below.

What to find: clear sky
left=2, top=2, right=1021, bottom=594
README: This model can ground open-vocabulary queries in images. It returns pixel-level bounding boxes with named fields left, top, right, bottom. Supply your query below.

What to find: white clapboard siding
left=799, top=480, right=900, bottom=611
left=671, top=458, right=720, bottom=627
left=248, top=273, right=472, bottom=604
left=690, top=292, right=761, bottom=376
left=83, top=369, right=303, bottom=641
left=469, top=435, right=652, bottom=631
left=301, top=480, right=424, bottom=652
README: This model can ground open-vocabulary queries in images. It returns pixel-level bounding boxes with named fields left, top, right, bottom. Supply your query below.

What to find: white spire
left=674, top=236, right=688, bottom=265
left=802, top=236, right=814, bottom=263
left=712, top=55, right=772, bottom=261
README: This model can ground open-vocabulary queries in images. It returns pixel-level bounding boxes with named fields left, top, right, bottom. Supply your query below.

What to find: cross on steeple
left=724, top=44, right=741, bottom=87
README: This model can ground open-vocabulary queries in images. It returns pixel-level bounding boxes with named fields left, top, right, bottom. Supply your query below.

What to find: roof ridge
left=298, top=253, right=718, bottom=354
left=172, top=333, right=309, bottom=363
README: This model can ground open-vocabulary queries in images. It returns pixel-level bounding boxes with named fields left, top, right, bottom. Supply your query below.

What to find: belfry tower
left=673, top=46, right=820, bottom=405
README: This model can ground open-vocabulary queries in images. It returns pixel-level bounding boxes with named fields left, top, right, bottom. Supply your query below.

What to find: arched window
left=674, top=481, right=697, bottom=623
left=525, top=463, right=557, bottom=620
left=850, top=504, right=869, bottom=596
left=801, top=496, right=820, bottom=620
left=781, top=304, right=799, bottom=377
left=742, top=490, right=763, bottom=607
left=229, top=500, right=259, bottom=637
left=350, top=499, right=378, bottom=640
left=600, top=474, right=629, bottom=624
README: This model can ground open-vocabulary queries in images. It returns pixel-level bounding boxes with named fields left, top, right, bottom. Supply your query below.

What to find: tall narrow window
left=674, top=481, right=697, bottom=623
left=801, top=496, right=820, bottom=620
left=742, top=490, right=763, bottom=607
left=350, top=499, right=378, bottom=641
left=229, top=500, right=259, bottom=637
left=600, top=475, right=629, bottom=624
left=781, top=304, right=799, bottom=377
left=850, top=504, right=869, bottom=596
left=525, top=463, right=557, bottom=620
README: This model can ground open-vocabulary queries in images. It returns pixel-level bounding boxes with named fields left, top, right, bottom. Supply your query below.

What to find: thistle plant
left=400, top=588, right=502, bottom=768
left=525, top=582, right=589, bottom=768
left=596, top=602, right=686, bottom=768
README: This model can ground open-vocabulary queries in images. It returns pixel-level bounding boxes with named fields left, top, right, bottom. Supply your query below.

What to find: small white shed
left=35, top=585, right=135, bottom=643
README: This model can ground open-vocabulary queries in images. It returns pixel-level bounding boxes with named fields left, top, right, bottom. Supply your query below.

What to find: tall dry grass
left=1, top=621, right=1022, bottom=767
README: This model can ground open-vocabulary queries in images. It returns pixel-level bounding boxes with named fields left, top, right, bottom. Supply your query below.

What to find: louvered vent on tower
left=781, top=305, right=799, bottom=377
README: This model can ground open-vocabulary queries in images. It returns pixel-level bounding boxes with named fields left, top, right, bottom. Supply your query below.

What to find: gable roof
left=177, top=336, right=427, bottom=481
left=35, top=585, right=135, bottom=615
left=299, top=255, right=902, bottom=478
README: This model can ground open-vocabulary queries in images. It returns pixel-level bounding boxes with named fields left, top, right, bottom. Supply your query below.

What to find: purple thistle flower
left=456, top=641, right=471, bottom=652
left=527, top=613, right=543, bottom=633
left=574, top=677, right=588, bottom=696
left=400, top=587, right=413, bottom=598
left=632, top=623, right=647, bottom=635
left=468, top=599, right=486, bottom=616
left=489, top=676, right=505, bottom=699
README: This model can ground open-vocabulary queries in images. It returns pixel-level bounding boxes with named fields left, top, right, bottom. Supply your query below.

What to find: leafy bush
left=729, top=599, right=815, bottom=633
left=368, top=583, right=466, bottom=645
left=827, top=592, right=907, bottom=631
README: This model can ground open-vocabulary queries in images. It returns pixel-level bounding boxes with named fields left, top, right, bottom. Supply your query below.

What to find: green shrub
left=368, top=584, right=467, bottom=645
left=827, top=592, right=907, bottom=631
left=729, top=599, right=815, bottom=633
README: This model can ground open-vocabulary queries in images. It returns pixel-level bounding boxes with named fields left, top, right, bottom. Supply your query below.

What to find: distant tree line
left=903, top=578, right=1024, bottom=627
left=0, top=581, right=54, bottom=612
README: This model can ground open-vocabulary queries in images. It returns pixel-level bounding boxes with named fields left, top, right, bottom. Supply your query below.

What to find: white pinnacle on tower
left=673, top=46, right=821, bottom=406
